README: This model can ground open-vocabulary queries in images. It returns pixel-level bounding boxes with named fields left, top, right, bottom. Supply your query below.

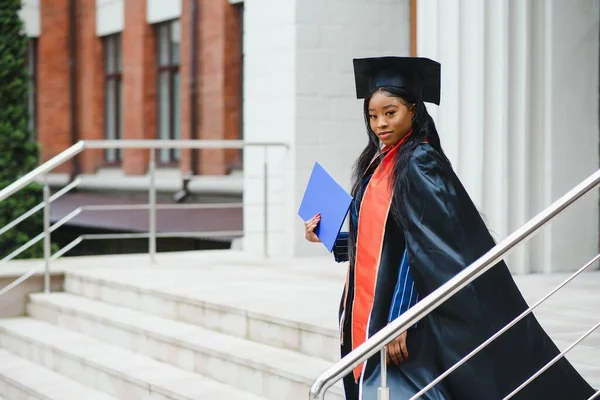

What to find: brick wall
left=38, top=0, right=72, bottom=173
left=122, top=0, right=156, bottom=175
left=77, top=0, right=104, bottom=174
left=180, top=0, right=242, bottom=176
left=33, top=0, right=241, bottom=178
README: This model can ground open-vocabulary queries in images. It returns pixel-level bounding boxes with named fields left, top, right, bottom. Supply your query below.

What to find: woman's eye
left=386, top=111, right=395, bottom=116
left=369, top=115, right=376, bottom=119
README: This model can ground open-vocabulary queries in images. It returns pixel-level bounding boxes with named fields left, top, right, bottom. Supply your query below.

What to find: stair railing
left=309, top=168, right=600, bottom=400
left=0, top=140, right=288, bottom=298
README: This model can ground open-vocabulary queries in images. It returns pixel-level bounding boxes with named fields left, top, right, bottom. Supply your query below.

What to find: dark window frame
left=156, top=19, right=181, bottom=165
left=103, top=33, right=123, bottom=164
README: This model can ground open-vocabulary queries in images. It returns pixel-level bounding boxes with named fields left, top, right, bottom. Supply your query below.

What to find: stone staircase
left=0, top=253, right=345, bottom=400
left=0, top=251, right=598, bottom=399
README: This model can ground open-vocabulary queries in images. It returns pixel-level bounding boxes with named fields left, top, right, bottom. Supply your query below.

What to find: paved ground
left=3, top=250, right=600, bottom=389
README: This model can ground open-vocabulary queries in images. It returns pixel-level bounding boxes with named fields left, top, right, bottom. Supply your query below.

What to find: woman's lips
left=378, top=131, right=393, bottom=140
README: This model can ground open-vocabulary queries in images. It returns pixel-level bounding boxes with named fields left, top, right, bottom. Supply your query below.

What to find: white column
left=457, top=0, right=485, bottom=207
left=527, top=0, right=552, bottom=273
left=507, top=0, right=532, bottom=274
left=482, top=0, right=509, bottom=241
left=242, top=0, right=296, bottom=258
left=417, top=0, right=440, bottom=126
left=436, top=0, right=461, bottom=170
left=416, top=0, right=599, bottom=273
left=545, top=0, right=599, bottom=273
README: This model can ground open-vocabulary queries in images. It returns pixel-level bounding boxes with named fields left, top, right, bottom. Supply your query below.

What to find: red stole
left=351, top=132, right=412, bottom=381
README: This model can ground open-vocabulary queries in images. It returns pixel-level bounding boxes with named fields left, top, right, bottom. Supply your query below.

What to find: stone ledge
left=38, top=170, right=243, bottom=196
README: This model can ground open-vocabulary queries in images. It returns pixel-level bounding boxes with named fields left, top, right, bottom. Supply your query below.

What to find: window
left=156, top=19, right=181, bottom=164
left=26, top=39, right=37, bottom=138
left=104, top=34, right=123, bottom=163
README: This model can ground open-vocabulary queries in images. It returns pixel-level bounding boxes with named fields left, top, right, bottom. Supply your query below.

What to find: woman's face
left=368, top=91, right=414, bottom=147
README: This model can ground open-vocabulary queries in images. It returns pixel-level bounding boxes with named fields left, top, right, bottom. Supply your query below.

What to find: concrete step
left=64, top=270, right=340, bottom=363
left=0, top=318, right=268, bottom=400
left=0, top=349, right=117, bottom=400
left=27, top=292, right=343, bottom=400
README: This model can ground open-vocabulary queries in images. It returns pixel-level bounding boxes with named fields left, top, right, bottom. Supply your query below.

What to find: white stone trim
left=96, top=0, right=124, bottom=37
left=19, top=0, right=40, bottom=37
left=147, top=0, right=182, bottom=25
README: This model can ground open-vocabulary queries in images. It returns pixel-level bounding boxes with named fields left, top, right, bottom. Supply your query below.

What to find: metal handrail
left=410, top=252, right=600, bottom=399
left=0, top=178, right=80, bottom=242
left=1, top=139, right=288, bottom=298
left=505, top=319, right=600, bottom=399
left=0, top=142, right=84, bottom=203
left=0, top=140, right=288, bottom=204
left=309, top=168, right=600, bottom=399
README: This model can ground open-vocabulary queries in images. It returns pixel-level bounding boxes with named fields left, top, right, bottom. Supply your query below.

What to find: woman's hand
left=387, top=330, right=409, bottom=366
left=304, top=213, right=321, bottom=243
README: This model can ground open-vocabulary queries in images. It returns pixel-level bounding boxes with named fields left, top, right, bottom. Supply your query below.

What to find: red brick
left=180, top=0, right=242, bottom=176
left=77, top=0, right=104, bottom=174
left=37, top=0, right=72, bottom=173
left=122, top=0, right=157, bottom=175
left=35, top=0, right=239, bottom=178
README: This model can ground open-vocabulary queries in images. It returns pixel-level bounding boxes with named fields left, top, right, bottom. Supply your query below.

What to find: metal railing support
left=43, top=176, right=51, bottom=294
left=149, top=148, right=157, bottom=263
left=0, top=139, right=288, bottom=298
left=378, top=347, right=389, bottom=400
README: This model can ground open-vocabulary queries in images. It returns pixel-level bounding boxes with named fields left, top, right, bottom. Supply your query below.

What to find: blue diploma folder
left=298, top=162, right=353, bottom=252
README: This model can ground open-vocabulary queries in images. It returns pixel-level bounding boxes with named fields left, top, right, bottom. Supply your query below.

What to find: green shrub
left=0, top=0, right=46, bottom=259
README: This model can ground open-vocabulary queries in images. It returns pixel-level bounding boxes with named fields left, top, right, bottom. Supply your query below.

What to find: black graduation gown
left=338, top=143, right=595, bottom=400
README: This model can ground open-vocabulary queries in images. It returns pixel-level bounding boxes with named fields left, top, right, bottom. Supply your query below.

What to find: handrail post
left=43, top=176, right=51, bottom=293
left=149, top=148, right=157, bottom=263
left=378, top=347, right=390, bottom=400
left=263, top=145, right=268, bottom=258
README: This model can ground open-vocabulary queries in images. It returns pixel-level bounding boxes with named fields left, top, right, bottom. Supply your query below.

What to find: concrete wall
left=293, top=0, right=411, bottom=257
left=242, top=0, right=296, bottom=257
left=242, top=0, right=411, bottom=258
left=0, top=273, right=64, bottom=319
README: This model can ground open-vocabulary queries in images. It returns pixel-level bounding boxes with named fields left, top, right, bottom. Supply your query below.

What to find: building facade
left=18, top=0, right=599, bottom=273
left=241, top=0, right=599, bottom=274
left=19, top=0, right=243, bottom=177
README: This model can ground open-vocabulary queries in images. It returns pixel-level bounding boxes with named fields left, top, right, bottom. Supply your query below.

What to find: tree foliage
left=0, top=0, right=45, bottom=258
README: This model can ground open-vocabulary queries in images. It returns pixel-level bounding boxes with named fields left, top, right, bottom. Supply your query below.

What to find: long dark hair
left=347, top=86, right=450, bottom=266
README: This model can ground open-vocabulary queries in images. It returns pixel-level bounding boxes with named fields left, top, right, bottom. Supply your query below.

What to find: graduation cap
left=353, top=57, right=441, bottom=105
